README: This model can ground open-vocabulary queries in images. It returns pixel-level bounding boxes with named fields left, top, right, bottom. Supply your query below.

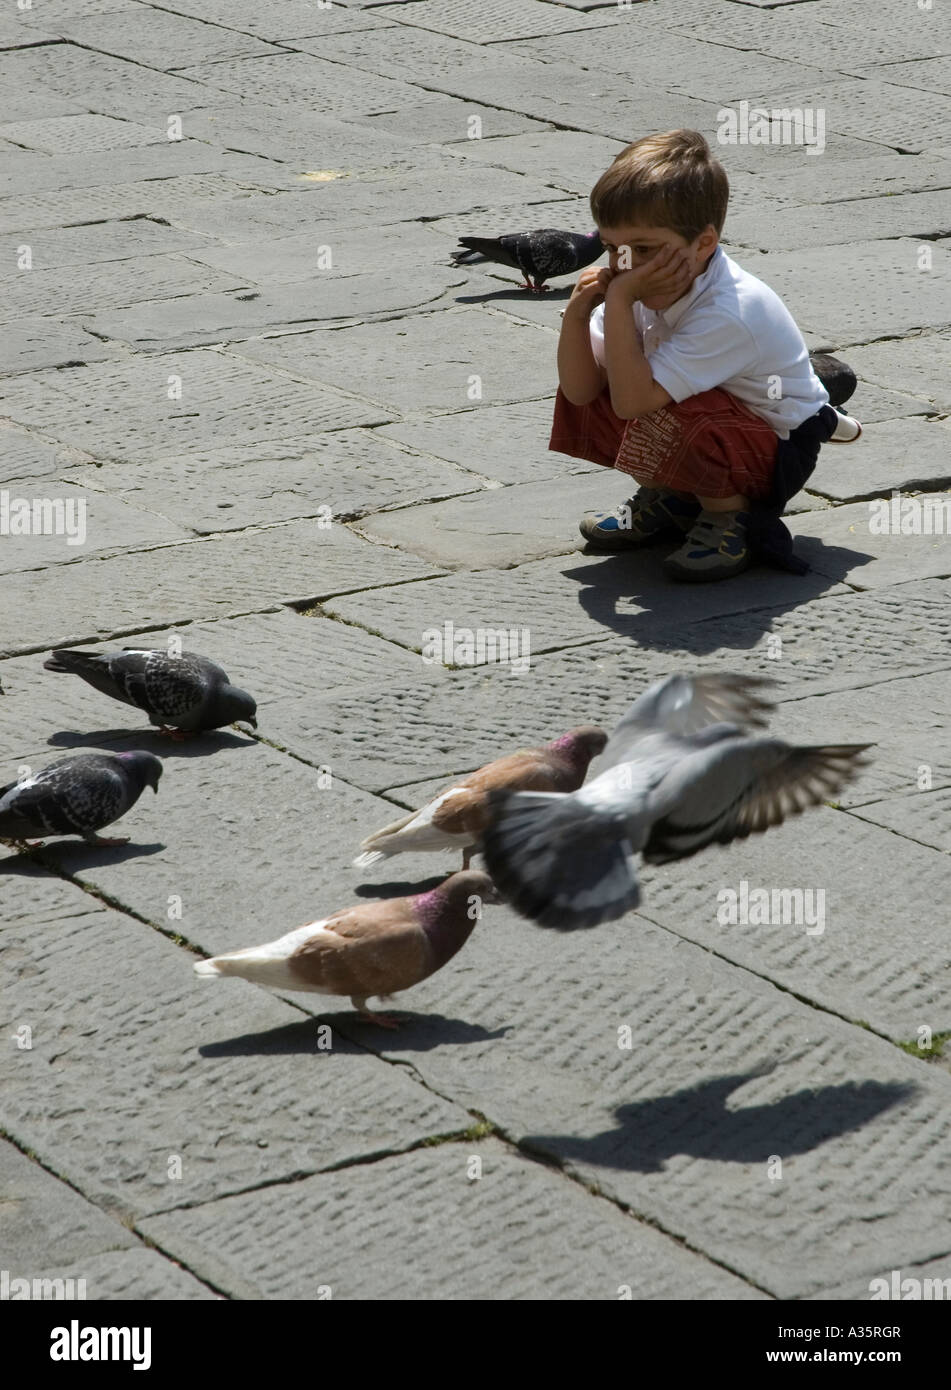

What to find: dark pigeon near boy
left=451, top=227, right=604, bottom=290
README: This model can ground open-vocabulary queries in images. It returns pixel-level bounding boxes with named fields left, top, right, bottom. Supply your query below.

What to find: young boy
left=553, top=129, right=849, bottom=581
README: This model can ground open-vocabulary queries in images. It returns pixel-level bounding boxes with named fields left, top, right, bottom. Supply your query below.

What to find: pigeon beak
left=248, top=716, right=258, bottom=730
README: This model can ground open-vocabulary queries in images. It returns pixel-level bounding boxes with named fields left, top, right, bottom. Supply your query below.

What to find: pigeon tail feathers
left=482, top=790, right=640, bottom=930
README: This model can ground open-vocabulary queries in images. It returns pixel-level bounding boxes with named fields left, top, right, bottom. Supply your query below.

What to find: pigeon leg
left=350, top=996, right=401, bottom=1029
left=83, top=832, right=131, bottom=846
left=462, top=845, right=473, bottom=870
left=156, top=725, right=188, bottom=741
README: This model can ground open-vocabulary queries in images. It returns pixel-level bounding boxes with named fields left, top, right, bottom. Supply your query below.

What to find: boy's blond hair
left=590, top=129, right=729, bottom=243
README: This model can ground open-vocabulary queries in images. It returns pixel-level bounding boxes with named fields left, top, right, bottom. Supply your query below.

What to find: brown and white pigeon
left=43, top=647, right=257, bottom=736
left=482, top=673, right=871, bottom=930
left=353, top=725, right=608, bottom=870
left=450, top=228, right=604, bottom=291
left=194, top=869, right=498, bottom=1027
left=0, top=751, right=162, bottom=847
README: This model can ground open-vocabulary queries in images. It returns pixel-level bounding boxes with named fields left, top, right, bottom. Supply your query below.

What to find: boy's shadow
left=563, top=538, right=868, bottom=654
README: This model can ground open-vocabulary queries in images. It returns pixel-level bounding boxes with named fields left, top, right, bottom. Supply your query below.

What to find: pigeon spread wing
left=643, top=739, right=871, bottom=864
left=599, top=673, right=774, bottom=772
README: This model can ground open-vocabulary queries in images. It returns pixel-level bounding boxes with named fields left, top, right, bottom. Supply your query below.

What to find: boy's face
left=598, top=222, right=719, bottom=310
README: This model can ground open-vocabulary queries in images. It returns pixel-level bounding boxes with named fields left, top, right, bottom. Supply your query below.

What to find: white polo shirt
left=588, top=246, right=828, bottom=438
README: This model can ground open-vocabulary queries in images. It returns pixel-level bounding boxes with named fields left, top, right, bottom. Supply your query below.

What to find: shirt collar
left=650, top=244, right=724, bottom=331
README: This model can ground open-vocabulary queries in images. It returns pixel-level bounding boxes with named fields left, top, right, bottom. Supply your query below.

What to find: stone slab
left=0, top=46, right=213, bottom=125
left=807, top=419, right=951, bottom=503
left=0, top=217, right=215, bottom=272
left=727, top=189, right=951, bottom=251
left=84, top=273, right=467, bottom=349
left=347, top=96, right=549, bottom=147
left=0, top=319, right=117, bottom=376
left=377, top=0, right=619, bottom=43
left=353, top=472, right=620, bottom=569
left=0, top=479, right=189, bottom=574
left=0, top=1138, right=217, bottom=1299
left=0, top=140, right=299, bottom=196
left=0, top=420, right=95, bottom=485
left=850, top=786, right=951, bottom=857
left=436, top=129, right=627, bottom=196
left=0, top=174, right=298, bottom=235
left=794, top=500, right=951, bottom=590
left=0, top=349, right=392, bottom=462
left=0, top=113, right=167, bottom=154
left=0, top=520, right=440, bottom=657
left=841, top=334, right=951, bottom=414
left=288, top=25, right=545, bottom=83
left=51, top=9, right=282, bottom=70
left=64, top=429, right=481, bottom=534
left=144, top=0, right=396, bottom=40
left=235, top=310, right=560, bottom=414
left=0, top=868, right=468, bottom=1219
left=378, top=399, right=603, bottom=486
left=141, top=1139, right=763, bottom=1300
left=177, top=52, right=429, bottom=118
left=0, top=255, right=246, bottom=322
left=732, top=240, right=951, bottom=342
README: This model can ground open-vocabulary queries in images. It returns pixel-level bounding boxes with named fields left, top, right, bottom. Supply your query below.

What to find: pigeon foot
left=351, top=996, right=401, bottom=1029
left=84, top=832, right=131, bottom=846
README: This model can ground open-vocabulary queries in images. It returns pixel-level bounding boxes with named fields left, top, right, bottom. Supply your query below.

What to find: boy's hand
left=608, top=243, right=693, bottom=304
left=565, top=265, right=614, bottom=317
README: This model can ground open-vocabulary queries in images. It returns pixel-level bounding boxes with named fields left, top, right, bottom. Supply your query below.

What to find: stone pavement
left=2, top=0, right=951, bottom=1304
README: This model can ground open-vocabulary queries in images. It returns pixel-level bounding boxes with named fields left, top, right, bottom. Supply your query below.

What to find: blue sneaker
left=663, top=510, right=751, bottom=582
left=579, top=486, right=700, bottom=550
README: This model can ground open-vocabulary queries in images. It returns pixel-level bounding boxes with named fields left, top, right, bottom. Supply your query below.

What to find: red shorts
left=550, top=384, right=780, bottom=500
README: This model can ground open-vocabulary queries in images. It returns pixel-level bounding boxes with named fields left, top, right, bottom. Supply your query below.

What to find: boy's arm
left=602, top=245, right=694, bottom=420
left=557, top=266, right=611, bottom=406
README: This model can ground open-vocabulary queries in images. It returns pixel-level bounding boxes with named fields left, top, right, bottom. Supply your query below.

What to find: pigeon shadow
left=0, top=840, right=165, bottom=873
left=200, top=1013, right=507, bottom=1056
left=353, top=874, right=448, bottom=899
left=561, top=539, right=870, bottom=656
left=46, top=727, right=256, bottom=757
left=522, top=1071, right=914, bottom=1176
left=454, top=285, right=573, bottom=304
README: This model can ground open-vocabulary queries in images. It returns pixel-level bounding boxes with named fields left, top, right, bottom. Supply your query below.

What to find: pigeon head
left=414, top=870, right=498, bottom=970
left=549, top=725, right=608, bottom=769
left=218, top=685, right=257, bottom=730
left=118, top=750, right=163, bottom=793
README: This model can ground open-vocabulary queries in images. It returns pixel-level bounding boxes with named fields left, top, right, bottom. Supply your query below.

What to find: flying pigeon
left=481, top=673, right=870, bottom=930
left=194, top=869, right=499, bottom=1027
left=353, top=725, right=608, bottom=870
left=0, top=751, right=163, bottom=847
left=450, top=228, right=604, bottom=291
left=43, top=646, right=257, bottom=736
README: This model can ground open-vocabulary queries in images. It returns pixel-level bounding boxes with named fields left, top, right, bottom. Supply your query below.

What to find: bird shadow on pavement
left=46, top=728, right=255, bottom=758
left=561, top=540, right=870, bottom=655
left=0, top=840, right=164, bottom=873
left=200, top=1014, right=507, bottom=1057
left=521, top=1071, right=915, bottom=1175
left=454, top=286, right=573, bottom=304
left=352, top=875, right=447, bottom=899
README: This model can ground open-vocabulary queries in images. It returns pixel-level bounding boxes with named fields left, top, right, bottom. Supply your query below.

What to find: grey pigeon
left=43, top=647, right=257, bottom=736
left=451, top=227, right=603, bottom=291
left=481, top=673, right=870, bottom=929
left=0, top=751, right=163, bottom=846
